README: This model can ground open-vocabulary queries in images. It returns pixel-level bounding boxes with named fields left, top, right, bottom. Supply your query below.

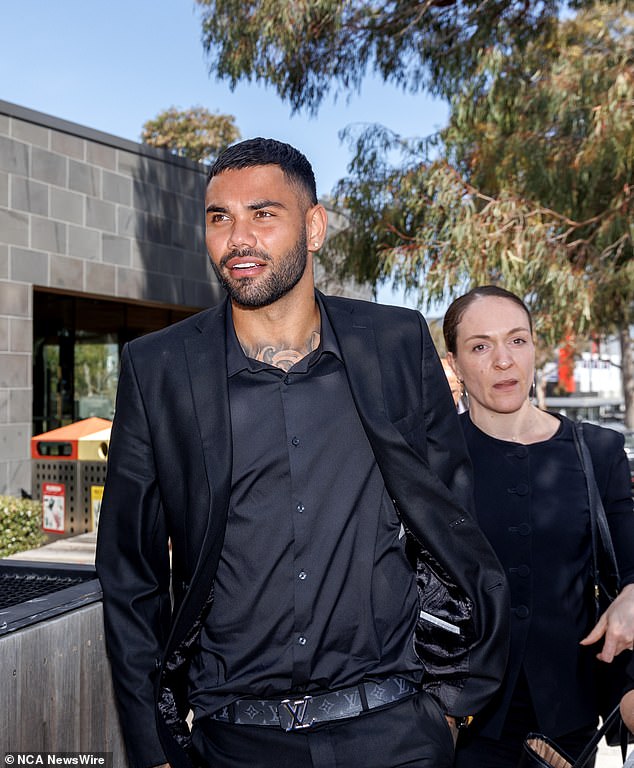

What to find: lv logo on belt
left=278, top=696, right=315, bottom=731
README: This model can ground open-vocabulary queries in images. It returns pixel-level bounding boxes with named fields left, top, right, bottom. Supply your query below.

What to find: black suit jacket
left=96, top=294, right=509, bottom=768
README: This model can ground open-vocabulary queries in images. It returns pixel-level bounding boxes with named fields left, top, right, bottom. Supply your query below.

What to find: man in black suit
left=96, top=138, right=509, bottom=768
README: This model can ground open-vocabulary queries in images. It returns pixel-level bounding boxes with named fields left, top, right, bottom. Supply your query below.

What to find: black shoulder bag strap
left=572, top=422, right=629, bottom=764
left=572, top=421, right=620, bottom=613
left=572, top=704, right=623, bottom=767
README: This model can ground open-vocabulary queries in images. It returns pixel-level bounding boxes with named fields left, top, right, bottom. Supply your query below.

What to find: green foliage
left=0, top=495, right=45, bottom=558
left=141, top=106, right=240, bottom=164
left=327, top=2, right=633, bottom=347
left=329, top=136, right=592, bottom=345
left=74, top=342, right=118, bottom=400
left=441, top=2, right=634, bottom=331
left=195, top=0, right=578, bottom=113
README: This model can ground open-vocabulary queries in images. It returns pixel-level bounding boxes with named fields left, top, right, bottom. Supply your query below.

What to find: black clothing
left=96, top=294, right=510, bottom=768
left=189, top=302, right=421, bottom=718
left=455, top=412, right=634, bottom=757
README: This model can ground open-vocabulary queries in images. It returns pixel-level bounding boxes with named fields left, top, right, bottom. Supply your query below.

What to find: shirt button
left=514, top=605, right=530, bottom=619
left=298, top=570, right=307, bottom=580
left=284, top=375, right=291, bottom=385
left=296, top=503, right=305, bottom=514
left=518, top=523, right=531, bottom=536
left=507, top=484, right=529, bottom=495
left=508, top=523, right=532, bottom=536
left=298, top=636, right=307, bottom=646
left=291, top=436, right=300, bottom=446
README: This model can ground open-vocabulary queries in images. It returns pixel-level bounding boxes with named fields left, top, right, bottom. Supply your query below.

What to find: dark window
left=33, top=289, right=198, bottom=435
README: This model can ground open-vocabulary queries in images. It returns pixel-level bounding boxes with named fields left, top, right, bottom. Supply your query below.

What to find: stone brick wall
left=0, top=100, right=223, bottom=496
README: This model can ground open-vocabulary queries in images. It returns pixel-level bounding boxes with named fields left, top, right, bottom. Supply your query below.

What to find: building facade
left=0, top=99, right=225, bottom=497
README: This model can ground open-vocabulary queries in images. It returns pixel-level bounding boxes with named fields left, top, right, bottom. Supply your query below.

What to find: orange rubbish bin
left=31, top=417, right=111, bottom=537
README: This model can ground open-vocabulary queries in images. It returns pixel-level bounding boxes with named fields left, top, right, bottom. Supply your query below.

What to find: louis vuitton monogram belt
left=208, top=676, right=420, bottom=732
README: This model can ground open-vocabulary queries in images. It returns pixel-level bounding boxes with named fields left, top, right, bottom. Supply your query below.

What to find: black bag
left=518, top=704, right=625, bottom=768
left=572, top=423, right=633, bottom=746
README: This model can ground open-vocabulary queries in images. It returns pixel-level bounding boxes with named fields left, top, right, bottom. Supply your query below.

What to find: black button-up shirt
left=188, top=297, right=421, bottom=718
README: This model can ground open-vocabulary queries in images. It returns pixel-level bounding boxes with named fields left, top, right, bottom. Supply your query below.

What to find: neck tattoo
left=242, top=329, right=321, bottom=372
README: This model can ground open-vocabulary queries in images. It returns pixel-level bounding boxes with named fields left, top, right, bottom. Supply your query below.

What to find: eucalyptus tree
left=142, top=106, right=240, bottom=164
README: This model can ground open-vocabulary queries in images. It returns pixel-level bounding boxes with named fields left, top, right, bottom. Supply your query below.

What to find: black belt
left=208, top=676, right=419, bottom=732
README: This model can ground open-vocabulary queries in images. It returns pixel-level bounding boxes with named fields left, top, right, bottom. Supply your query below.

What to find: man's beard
left=211, top=232, right=309, bottom=308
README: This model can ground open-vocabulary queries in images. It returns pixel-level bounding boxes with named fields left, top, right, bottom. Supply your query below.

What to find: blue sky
left=2, top=0, right=448, bottom=195
left=1, top=0, right=449, bottom=305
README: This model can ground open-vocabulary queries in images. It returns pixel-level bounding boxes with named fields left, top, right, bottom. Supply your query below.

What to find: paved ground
left=598, top=741, right=631, bottom=766
left=599, top=743, right=622, bottom=766
left=7, top=530, right=97, bottom=565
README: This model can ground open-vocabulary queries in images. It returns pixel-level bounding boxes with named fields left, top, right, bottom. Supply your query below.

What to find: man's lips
left=223, top=255, right=268, bottom=275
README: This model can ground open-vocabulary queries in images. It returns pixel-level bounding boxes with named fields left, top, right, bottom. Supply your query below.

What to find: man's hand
left=580, top=583, right=634, bottom=662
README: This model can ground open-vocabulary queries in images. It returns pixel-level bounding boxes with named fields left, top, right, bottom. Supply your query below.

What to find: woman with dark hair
left=443, top=285, right=634, bottom=767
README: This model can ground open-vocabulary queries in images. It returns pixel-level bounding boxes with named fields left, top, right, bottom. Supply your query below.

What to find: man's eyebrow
left=205, top=203, right=228, bottom=214
left=205, top=199, right=287, bottom=214
left=250, top=199, right=286, bottom=209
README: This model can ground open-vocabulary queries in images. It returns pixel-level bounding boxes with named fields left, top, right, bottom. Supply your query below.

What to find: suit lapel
left=170, top=301, right=232, bottom=653
left=184, top=301, right=232, bottom=501
left=323, top=295, right=465, bottom=546
left=323, top=296, right=411, bottom=457
left=322, top=295, right=411, bottom=457
left=322, top=295, right=387, bottom=422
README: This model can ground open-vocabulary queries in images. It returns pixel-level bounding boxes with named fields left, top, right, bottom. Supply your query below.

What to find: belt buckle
left=278, top=695, right=315, bottom=731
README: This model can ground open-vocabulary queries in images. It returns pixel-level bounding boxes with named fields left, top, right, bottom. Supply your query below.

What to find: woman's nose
left=494, top=354, right=512, bottom=370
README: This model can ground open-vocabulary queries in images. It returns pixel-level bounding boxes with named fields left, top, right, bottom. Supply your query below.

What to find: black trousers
left=192, top=691, right=455, bottom=768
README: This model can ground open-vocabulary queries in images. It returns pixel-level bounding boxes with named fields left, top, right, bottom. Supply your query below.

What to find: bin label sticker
left=91, top=485, right=104, bottom=530
left=42, top=482, right=65, bottom=533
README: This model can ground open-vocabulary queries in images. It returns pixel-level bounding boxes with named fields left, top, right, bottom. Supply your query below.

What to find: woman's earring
left=459, top=379, right=469, bottom=411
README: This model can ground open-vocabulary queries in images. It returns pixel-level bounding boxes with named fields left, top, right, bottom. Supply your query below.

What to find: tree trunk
left=620, top=325, right=634, bottom=429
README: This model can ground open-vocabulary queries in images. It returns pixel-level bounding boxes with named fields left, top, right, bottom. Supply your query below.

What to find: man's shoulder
left=322, top=293, right=422, bottom=323
left=127, top=302, right=225, bottom=354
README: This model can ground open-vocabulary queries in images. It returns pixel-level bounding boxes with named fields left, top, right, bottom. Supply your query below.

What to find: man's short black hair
left=208, top=138, right=318, bottom=206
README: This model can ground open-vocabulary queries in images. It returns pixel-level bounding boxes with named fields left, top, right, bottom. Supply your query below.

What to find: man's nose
left=228, top=219, right=257, bottom=250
